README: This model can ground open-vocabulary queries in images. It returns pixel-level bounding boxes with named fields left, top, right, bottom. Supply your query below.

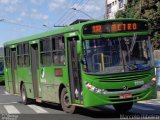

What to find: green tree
left=115, top=0, right=160, bottom=49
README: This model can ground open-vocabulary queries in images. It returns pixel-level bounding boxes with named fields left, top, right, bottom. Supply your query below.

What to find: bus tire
left=60, top=88, right=76, bottom=113
left=21, top=84, right=29, bottom=105
left=113, top=102, right=133, bottom=113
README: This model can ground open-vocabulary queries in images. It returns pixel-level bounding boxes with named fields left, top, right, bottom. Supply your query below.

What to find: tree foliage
left=115, top=0, right=160, bottom=50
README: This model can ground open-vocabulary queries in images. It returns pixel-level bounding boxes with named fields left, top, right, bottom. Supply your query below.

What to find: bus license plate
left=120, top=93, right=132, bottom=99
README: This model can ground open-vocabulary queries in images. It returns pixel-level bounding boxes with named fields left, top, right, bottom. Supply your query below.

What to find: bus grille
left=96, top=72, right=152, bottom=82
left=105, top=86, right=142, bottom=92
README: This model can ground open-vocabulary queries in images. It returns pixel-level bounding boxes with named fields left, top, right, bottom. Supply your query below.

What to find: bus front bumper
left=83, top=85, right=157, bottom=107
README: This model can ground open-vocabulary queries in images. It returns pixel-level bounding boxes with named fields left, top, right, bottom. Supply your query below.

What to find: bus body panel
left=17, top=67, right=34, bottom=98
left=0, top=74, right=5, bottom=82
left=82, top=69, right=156, bottom=107
left=5, top=68, right=13, bottom=93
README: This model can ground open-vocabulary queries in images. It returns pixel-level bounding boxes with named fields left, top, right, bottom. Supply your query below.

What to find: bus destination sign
left=111, top=23, right=137, bottom=32
left=83, top=21, right=148, bottom=35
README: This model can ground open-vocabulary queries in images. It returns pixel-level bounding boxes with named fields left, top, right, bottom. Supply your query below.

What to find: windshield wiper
left=119, top=34, right=137, bottom=71
left=118, top=37, right=126, bottom=71
left=129, top=33, right=137, bottom=54
left=126, top=64, right=137, bottom=71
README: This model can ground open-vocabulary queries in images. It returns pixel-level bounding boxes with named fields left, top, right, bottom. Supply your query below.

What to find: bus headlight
left=85, top=82, right=106, bottom=94
left=152, top=77, right=156, bottom=81
left=143, top=78, right=157, bottom=88
left=151, top=77, right=157, bottom=86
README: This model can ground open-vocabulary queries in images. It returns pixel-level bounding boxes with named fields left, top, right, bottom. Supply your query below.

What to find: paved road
left=0, top=85, right=160, bottom=120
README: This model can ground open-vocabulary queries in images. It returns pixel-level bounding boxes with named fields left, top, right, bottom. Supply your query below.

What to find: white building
left=105, top=0, right=127, bottom=19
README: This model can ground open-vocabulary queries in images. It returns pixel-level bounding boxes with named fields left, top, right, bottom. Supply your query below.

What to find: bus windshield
left=82, top=36, right=153, bottom=74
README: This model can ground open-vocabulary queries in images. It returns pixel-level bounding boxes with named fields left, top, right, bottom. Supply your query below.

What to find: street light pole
left=71, top=8, right=94, bottom=20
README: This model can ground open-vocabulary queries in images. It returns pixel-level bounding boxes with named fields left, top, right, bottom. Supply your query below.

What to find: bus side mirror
left=81, top=60, right=85, bottom=65
left=81, top=57, right=86, bottom=65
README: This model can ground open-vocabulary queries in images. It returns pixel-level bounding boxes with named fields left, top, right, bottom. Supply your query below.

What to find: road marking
left=1, top=91, right=10, bottom=95
left=133, top=104, right=155, bottom=111
left=104, top=105, right=114, bottom=110
left=4, top=91, right=10, bottom=95
left=27, top=105, right=48, bottom=114
left=4, top=105, right=20, bottom=114
left=138, top=101, right=146, bottom=103
left=0, top=102, right=18, bottom=105
left=138, top=100, right=160, bottom=105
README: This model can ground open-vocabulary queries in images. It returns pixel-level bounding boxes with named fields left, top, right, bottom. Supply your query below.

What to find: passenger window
left=52, top=36, right=65, bottom=65
left=4, top=47, right=11, bottom=68
left=40, top=37, right=52, bottom=66
left=17, top=44, right=23, bottom=67
left=23, top=43, right=30, bottom=66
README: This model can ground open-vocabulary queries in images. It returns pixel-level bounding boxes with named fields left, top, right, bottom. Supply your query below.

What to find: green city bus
left=4, top=18, right=157, bottom=113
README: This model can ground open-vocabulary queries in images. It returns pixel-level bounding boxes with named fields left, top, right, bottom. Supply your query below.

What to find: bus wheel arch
left=20, top=81, right=29, bottom=105
left=59, top=84, right=76, bottom=113
left=59, top=84, right=65, bottom=102
left=20, top=81, right=24, bottom=93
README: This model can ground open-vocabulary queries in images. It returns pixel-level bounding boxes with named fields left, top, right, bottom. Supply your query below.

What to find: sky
left=0, top=0, right=105, bottom=45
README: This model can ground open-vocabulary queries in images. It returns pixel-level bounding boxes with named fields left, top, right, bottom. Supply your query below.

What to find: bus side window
left=52, top=36, right=65, bottom=65
left=40, top=37, right=52, bottom=66
left=4, top=47, right=11, bottom=68
left=17, top=44, right=23, bottom=67
left=23, top=43, right=30, bottom=66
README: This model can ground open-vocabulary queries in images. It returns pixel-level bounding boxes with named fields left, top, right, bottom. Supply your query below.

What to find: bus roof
left=4, top=18, right=148, bottom=46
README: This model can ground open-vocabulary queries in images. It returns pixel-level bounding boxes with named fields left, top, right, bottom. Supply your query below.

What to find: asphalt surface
left=0, top=85, right=160, bottom=120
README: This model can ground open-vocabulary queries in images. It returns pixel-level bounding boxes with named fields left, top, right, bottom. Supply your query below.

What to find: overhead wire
left=56, top=0, right=87, bottom=26
left=60, top=0, right=88, bottom=25
left=1, top=19, right=46, bottom=30
left=62, top=0, right=90, bottom=25
left=61, top=0, right=86, bottom=25
left=64, top=0, right=91, bottom=25
left=55, top=0, right=82, bottom=25
left=56, top=0, right=82, bottom=25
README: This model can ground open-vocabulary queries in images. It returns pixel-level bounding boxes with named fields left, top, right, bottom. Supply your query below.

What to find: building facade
left=105, top=0, right=127, bottom=19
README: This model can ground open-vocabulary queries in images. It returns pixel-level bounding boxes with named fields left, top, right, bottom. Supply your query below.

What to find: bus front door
left=11, top=48, right=17, bottom=94
left=67, top=36, right=82, bottom=104
left=31, top=44, right=39, bottom=98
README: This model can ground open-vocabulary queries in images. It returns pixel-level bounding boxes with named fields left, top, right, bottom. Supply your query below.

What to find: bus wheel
left=21, top=84, right=29, bottom=105
left=60, top=88, right=76, bottom=113
left=113, top=102, right=133, bottom=113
